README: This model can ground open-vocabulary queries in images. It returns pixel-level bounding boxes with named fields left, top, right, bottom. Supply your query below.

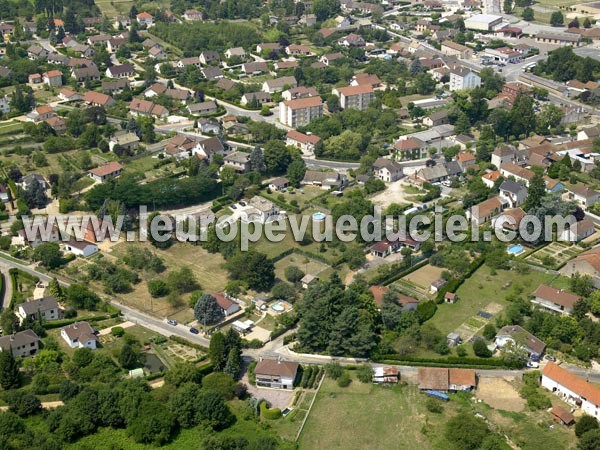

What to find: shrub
left=326, top=362, right=343, bottom=379
left=260, top=401, right=282, bottom=420
left=111, top=326, right=125, bottom=337
left=337, top=371, right=351, bottom=388
left=425, top=397, right=444, bottom=413
left=473, top=340, right=492, bottom=358
left=576, top=415, right=599, bottom=437
left=456, top=346, right=467, bottom=357
left=300, top=366, right=312, bottom=388
left=356, top=364, right=373, bottom=383
left=483, top=323, right=497, bottom=340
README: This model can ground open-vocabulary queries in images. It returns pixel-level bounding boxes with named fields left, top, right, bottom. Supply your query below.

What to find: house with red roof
left=542, top=362, right=600, bottom=419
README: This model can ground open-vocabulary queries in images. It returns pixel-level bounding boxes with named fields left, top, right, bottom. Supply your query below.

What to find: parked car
left=167, top=319, right=178, bottom=326
left=545, top=355, right=556, bottom=361
left=239, top=201, right=246, bottom=206
left=189, top=327, right=199, bottom=334
left=526, top=361, right=539, bottom=368
left=231, top=204, right=237, bottom=209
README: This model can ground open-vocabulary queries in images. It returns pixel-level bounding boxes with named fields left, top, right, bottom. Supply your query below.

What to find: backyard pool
left=272, top=302, right=285, bottom=312
left=507, top=244, right=524, bottom=256
left=312, top=212, right=326, bottom=222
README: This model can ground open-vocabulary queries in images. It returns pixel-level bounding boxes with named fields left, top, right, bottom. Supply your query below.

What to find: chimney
left=10, top=334, right=15, bottom=341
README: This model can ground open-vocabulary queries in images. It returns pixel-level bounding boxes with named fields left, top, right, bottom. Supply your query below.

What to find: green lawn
left=427, top=265, right=571, bottom=335
left=298, top=375, right=454, bottom=450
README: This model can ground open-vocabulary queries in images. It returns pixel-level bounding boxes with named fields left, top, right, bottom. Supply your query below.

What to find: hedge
left=260, top=192, right=301, bottom=214
left=372, top=354, right=525, bottom=369
left=43, top=312, right=121, bottom=329
left=370, top=258, right=429, bottom=286
left=434, top=256, right=485, bottom=304
left=260, top=401, right=282, bottom=420
left=169, top=335, right=208, bottom=352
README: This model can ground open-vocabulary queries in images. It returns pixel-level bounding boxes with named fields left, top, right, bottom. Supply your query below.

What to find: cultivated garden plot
left=525, top=241, right=584, bottom=268
left=393, top=263, right=445, bottom=299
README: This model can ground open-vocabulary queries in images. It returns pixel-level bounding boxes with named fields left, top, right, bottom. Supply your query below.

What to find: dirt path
left=0, top=400, right=63, bottom=412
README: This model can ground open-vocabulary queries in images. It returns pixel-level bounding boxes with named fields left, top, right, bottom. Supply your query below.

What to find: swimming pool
left=507, top=244, right=524, bottom=255
left=312, top=212, right=326, bottom=222
left=272, top=302, right=285, bottom=312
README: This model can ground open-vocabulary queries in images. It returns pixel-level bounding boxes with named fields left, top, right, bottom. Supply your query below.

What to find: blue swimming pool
left=507, top=244, right=524, bottom=255
left=312, top=212, right=326, bottom=222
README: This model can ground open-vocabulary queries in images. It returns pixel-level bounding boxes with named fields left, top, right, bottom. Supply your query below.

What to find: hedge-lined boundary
left=168, top=335, right=209, bottom=353
left=373, top=354, right=524, bottom=369
left=9, top=268, right=40, bottom=310
left=43, top=312, right=121, bottom=329
left=433, top=256, right=485, bottom=304
left=370, top=258, right=429, bottom=286
left=260, top=191, right=301, bottom=214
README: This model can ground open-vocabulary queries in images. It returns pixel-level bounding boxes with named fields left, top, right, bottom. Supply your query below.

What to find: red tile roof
left=89, top=161, right=122, bottom=177
left=543, top=361, right=600, bottom=407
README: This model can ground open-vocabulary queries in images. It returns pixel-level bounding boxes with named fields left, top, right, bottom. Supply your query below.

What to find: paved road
left=1, top=269, right=12, bottom=310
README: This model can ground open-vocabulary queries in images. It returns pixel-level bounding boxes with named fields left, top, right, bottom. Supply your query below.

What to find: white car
left=526, top=361, right=539, bottom=368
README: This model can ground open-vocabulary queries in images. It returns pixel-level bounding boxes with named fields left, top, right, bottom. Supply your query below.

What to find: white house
left=532, top=284, right=580, bottom=315
left=495, top=325, right=546, bottom=360
left=542, top=362, right=600, bottom=419
left=0, top=329, right=40, bottom=357
left=65, top=239, right=99, bottom=257
left=214, top=293, right=240, bottom=316
left=449, top=67, right=481, bottom=91
left=498, top=179, right=527, bottom=208
left=560, top=218, right=596, bottom=242
left=372, top=157, right=403, bottom=182
left=254, top=357, right=299, bottom=389
left=17, top=296, right=61, bottom=324
left=61, top=321, right=99, bottom=349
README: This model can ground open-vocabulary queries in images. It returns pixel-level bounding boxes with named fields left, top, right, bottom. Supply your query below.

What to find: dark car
left=239, top=201, right=246, bottom=206
left=189, top=327, right=199, bottom=335
left=231, top=204, right=237, bottom=209
left=545, top=355, right=556, bottom=361
left=167, top=319, right=178, bottom=326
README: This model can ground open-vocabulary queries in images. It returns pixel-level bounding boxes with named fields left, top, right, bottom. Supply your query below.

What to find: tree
left=202, top=372, right=236, bottom=400
left=522, top=7, right=534, bottom=21
left=119, top=343, right=139, bottom=369
left=483, top=323, right=497, bottom=340
left=550, top=11, right=564, bottom=26
left=48, top=277, right=64, bottom=300
left=209, top=332, right=227, bottom=371
left=33, top=242, right=63, bottom=269
left=0, top=309, right=19, bottom=336
left=147, top=279, right=169, bottom=297
left=583, top=17, right=592, bottom=28
left=503, top=0, right=512, bottom=13
left=454, top=112, right=471, bottom=135
left=249, top=146, right=266, bottom=173
left=473, top=339, right=492, bottom=357
left=4, top=391, right=41, bottom=417
left=127, top=399, right=176, bottom=445
left=164, top=362, right=202, bottom=387
left=0, top=351, right=20, bottom=389
left=576, top=415, right=599, bottom=437
left=167, top=266, right=198, bottom=294
left=193, top=293, right=225, bottom=326
left=524, top=172, right=546, bottom=211
left=409, top=58, right=423, bottom=76
left=536, top=104, right=564, bottom=134
left=445, top=413, right=491, bottom=450
left=285, top=266, right=305, bottom=283
left=511, top=94, right=535, bottom=137
left=224, top=347, right=241, bottom=379
left=169, top=383, right=204, bottom=428
left=263, top=140, right=292, bottom=174
left=197, top=390, right=235, bottom=430
left=579, top=429, right=600, bottom=450
left=286, top=158, right=307, bottom=186
left=224, top=251, right=275, bottom=291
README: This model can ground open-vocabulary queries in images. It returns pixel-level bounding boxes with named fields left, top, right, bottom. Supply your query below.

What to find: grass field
left=299, top=375, right=455, bottom=450
left=274, top=253, right=330, bottom=281
left=427, top=264, right=571, bottom=335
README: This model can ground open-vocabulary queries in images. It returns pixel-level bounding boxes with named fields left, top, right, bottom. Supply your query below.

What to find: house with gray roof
left=17, top=296, right=61, bottom=324
left=0, top=329, right=40, bottom=357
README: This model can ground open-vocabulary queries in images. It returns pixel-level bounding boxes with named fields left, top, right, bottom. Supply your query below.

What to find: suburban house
left=567, top=185, right=600, bottom=208
left=500, top=162, right=534, bottom=186
left=106, top=63, right=135, bottom=78
left=27, top=105, right=55, bottom=122
left=423, top=110, right=449, bottom=127
left=456, top=152, right=476, bottom=170
left=532, top=285, right=580, bottom=316
left=268, top=177, right=289, bottom=191
left=499, top=179, right=527, bottom=208
left=243, top=196, right=280, bottom=223
left=200, top=51, right=220, bottom=65
left=224, top=151, right=251, bottom=173
left=17, top=296, right=61, bottom=324
left=129, top=98, right=169, bottom=119
left=192, top=136, right=225, bottom=162
left=241, top=61, right=269, bottom=75
left=109, top=132, right=139, bottom=152
left=369, top=234, right=420, bottom=258
left=83, top=91, right=115, bottom=108
left=254, top=357, right=299, bottom=389
left=61, top=321, right=99, bottom=349
left=65, top=239, right=99, bottom=257
left=241, top=92, right=272, bottom=106
left=102, top=79, right=128, bottom=94
left=495, top=325, right=546, bottom=360
left=418, top=367, right=476, bottom=391
left=282, top=86, right=319, bottom=101
left=560, top=218, right=595, bottom=242
left=279, top=96, right=323, bottom=128
left=561, top=246, right=600, bottom=287
left=88, top=161, right=123, bottom=183
left=136, top=12, right=154, bottom=26
left=183, top=9, right=204, bottom=20
left=187, top=100, right=218, bottom=116
left=302, top=170, right=346, bottom=190
left=449, top=67, right=481, bottom=91
left=301, top=274, right=318, bottom=289
left=43, top=70, right=63, bottom=87
left=332, top=84, right=374, bottom=111
left=466, top=196, right=505, bottom=226
left=213, top=293, right=241, bottom=317
left=0, top=329, right=40, bottom=357
left=372, top=157, right=403, bottom=182
left=394, top=137, right=427, bottom=161
left=58, top=88, right=84, bottom=102
left=286, top=130, right=321, bottom=155
left=441, top=40, right=472, bottom=59
left=262, top=76, right=298, bottom=94
left=542, top=362, right=600, bottom=419
left=71, top=66, right=101, bottom=83
left=225, top=47, right=246, bottom=59
left=286, top=44, right=312, bottom=56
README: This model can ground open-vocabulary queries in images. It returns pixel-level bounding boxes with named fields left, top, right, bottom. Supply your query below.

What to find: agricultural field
left=427, top=264, right=571, bottom=336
